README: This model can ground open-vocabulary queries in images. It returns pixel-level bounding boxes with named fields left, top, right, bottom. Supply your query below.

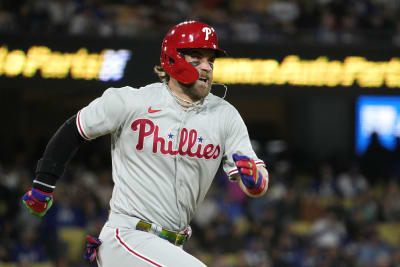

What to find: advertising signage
left=0, top=45, right=131, bottom=81
left=0, top=35, right=398, bottom=94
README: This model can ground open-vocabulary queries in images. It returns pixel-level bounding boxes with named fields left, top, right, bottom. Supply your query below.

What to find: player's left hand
left=84, top=235, right=102, bottom=262
left=22, top=188, right=54, bottom=217
left=232, top=153, right=263, bottom=189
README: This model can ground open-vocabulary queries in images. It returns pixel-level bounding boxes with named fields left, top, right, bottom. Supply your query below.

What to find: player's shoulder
left=103, top=85, right=134, bottom=96
left=207, top=93, right=239, bottom=114
left=137, top=82, right=165, bottom=95
left=103, top=83, right=164, bottom=98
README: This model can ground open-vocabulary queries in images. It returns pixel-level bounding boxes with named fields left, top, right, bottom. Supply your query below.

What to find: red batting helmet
left=160, top=21, right=227, bottom=84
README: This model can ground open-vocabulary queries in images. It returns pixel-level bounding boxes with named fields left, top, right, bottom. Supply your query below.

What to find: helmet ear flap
left=161, top=49, right=199, bottom=84
left=169, top=55, right=199, bottom=84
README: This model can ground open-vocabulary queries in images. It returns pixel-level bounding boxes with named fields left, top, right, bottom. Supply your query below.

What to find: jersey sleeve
left=222, top=107, right=265, bottom=180
left=76, top=87, right=130, bottom=140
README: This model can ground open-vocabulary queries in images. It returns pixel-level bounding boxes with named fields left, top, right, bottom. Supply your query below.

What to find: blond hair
left=153, top=65, right=170, bottom=83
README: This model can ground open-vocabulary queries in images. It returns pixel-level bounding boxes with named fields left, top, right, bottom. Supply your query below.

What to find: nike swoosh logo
left=148, top=107, right=162, bottom=113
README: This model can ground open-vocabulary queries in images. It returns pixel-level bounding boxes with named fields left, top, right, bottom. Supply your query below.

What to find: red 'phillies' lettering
left=178, top=128, right=188, bottom=156
left=131, top=119, right=221, bottom=159
left=153, top=126, right=178, bottom=155
left=212, top=145, right=220, bottom=159
left=153, top=126, right=165, bottom=153
left=131, top=119, right=154, bottom=150
left=194, top=144, right=203, bottom=159
left=187, top=130, right=197, bottom=157
left=203, top=144, right=214, bottom=159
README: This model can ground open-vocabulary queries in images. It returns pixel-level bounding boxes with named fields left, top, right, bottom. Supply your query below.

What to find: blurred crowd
left=2, top=2, right=400, bottom=266
left=2, top=134, right=400, bottom=267
left=0, top=0, right=400, bottom=45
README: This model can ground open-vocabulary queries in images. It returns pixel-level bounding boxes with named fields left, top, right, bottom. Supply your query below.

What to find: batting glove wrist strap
left=22, top=188, right=54, bottom=217
left=232, top=153, right=264, bottom=189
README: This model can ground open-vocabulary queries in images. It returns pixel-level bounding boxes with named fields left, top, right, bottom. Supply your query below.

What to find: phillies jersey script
left=76, top=83, right=265, bottom=232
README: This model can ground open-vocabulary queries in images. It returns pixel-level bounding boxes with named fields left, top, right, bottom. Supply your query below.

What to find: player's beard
left=182, top=75, right=213, bottom=102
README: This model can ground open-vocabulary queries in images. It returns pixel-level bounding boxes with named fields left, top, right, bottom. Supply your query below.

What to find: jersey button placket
left=174, top=109, right=190, bottom=229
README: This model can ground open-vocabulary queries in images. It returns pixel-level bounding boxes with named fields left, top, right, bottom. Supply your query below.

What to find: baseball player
left=21, top=21, right=269, bottom=266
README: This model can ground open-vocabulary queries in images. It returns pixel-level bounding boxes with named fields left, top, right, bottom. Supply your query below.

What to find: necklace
left=165, top=83, right=204, bottom=109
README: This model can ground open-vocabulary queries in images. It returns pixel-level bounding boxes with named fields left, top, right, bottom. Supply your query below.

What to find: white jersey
left=76, top=83, right=264, bottom=231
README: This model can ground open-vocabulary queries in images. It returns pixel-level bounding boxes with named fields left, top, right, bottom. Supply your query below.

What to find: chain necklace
left=165, top=83, right=204, bottom=109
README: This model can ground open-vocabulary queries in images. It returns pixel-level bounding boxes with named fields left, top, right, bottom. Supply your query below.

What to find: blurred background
left=1, top=0, right=400, bottom=266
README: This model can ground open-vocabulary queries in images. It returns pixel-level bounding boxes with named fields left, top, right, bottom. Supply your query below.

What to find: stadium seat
left=290, top=221, right=312, bottom=236
left=58, top=227, right=87, bottom=262
left=377, top=223, right=400, bottom=245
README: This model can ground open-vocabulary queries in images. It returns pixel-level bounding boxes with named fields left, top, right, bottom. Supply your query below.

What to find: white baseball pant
left=96, top=212, right=206, bottom=267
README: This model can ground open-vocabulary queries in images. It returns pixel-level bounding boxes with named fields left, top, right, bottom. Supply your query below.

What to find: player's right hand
left=22, top=188, right=54, bottom=217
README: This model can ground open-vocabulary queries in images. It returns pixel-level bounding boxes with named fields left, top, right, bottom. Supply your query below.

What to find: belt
left=107, top=211, right=190, bottom=246
left=135, top=220, right=189, bottom=246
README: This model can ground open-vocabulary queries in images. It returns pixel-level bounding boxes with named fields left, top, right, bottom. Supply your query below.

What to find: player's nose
left=199, top=59, right=213, bottom=72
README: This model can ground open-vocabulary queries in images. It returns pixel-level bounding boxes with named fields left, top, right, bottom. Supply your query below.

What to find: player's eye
left=189, top=61, right=200, bottom=67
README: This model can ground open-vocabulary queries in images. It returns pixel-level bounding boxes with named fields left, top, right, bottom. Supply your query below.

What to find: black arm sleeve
left=33, top=115, right=86, bottom=192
